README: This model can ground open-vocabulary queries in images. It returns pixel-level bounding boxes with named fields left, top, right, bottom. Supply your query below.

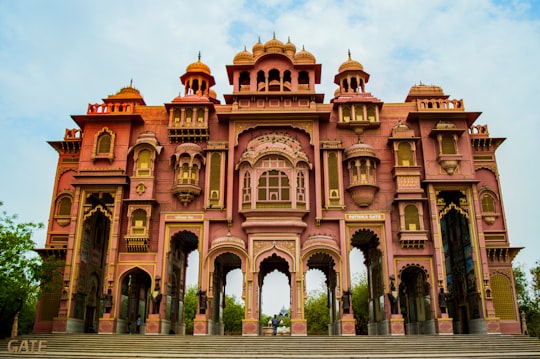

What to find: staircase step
left=1, top=334, right=539, bottom=359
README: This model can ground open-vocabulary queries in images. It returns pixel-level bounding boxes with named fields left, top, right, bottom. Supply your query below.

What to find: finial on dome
left=258, top=36, right=261, bottom=43
left=198, top=51, right=201, bottom=61
left=287, top=36, right=291, bottom=43
left=244, top=45, right=247, bottom=51
left=273, top=31, right=276, bottom=39
left=348, top=49, right=352, bottom=60
left=129, top=78, right=133, bottom=87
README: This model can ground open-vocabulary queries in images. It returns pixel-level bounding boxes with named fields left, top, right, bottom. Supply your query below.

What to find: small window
left=136, top=149, right=151, bottom=177
left=404, top=205, right=420, bottom=231
left=57, top=197, right=72, bottom=216
left=97, top=133, right=111, bottom=154
left=481, top=194, right=496, bottom=213
left=441, top=134, right=456, bottom=154
left=342, top=106, right=351, bottom=122
left=397, top=142, right=414, bottom=166
left=131, top=209, right=147, bottom=235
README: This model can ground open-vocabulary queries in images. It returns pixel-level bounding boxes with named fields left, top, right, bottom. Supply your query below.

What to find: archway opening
left=399, top=266, right=432, bottom=334
left=438, top=190, right=480, bottom=334
left=169, top=230, right=199, bottom=335
left=211, top=252, right=243, bottom=335
left=350, top=247, right=368, bottom=335
left=305, top=252, right=336, bottom=335
left=351, top=229, right=383, bottom=335
left=119, top=268, right=151, bottom=334
left=259, top=254, right=290, bottom=335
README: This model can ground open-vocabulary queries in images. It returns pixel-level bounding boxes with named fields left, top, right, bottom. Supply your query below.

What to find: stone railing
left=87, top=102, right=135, bottom=114
left=417, top=99, right=463, bottom=111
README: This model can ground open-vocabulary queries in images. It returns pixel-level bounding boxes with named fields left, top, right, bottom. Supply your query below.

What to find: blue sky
left=1, top=0, right=539, bottom=315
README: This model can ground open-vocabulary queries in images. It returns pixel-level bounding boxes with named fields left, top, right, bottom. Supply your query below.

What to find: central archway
left=259, top=253, right=290, bottom=335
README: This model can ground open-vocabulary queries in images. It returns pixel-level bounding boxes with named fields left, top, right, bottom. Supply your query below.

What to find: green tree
left=184, top=285, right=197, bottom=334
left=223, top=294, right=244, bottom=335
left=351, top=272, right=369, bottom=335
left=0, top=203, right=64, bottom=338
left=514, top=263, right=540, bottom=337
left=305, top=288, right=329, bottom=335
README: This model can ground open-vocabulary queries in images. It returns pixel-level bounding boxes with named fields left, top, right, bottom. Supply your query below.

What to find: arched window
left=441, top=134, right=456, bottom=154
left=181, top=163, right=190, bottom=183
left=397, top=142, right=414, bottom=166
left=57, top=197, right=72, bottom=216
left=243, top=172, right=251, bottom=204
left=136, top=149, right=151, bottom=177
left=239, top=71, right=250, bottom=91
left=197, top=108, right=204, bottom=122
left=297, top=171, right=305, bottom=203
left=258, top=170, right=289, bottom=201
left=404, top=205, right=420, bottom=230
left=481, top=194, right=496, bottom=213
left=342, top=106, right=351, bottom=122
left=131, top=209, right=147, bottom=235
left=257, top=70, right=266, bottom=91
left=185, top=108, right=193, bottom=123
left=97, top=133, right=111, bottom=154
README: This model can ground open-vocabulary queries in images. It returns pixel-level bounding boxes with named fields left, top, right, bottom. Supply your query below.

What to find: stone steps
left=1, top=334, right=539, bottom=358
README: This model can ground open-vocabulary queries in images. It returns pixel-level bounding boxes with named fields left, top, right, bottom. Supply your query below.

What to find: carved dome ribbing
left=186, top=54, right=211, bottom=75
left=338, top=51, right=364, bottom=73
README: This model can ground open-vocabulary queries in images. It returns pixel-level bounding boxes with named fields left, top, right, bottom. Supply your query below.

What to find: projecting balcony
left=171, top=183, right=202, bottom=206
left=125, top=236, right=149, bottom=253
left=346, top=183, right=379, bottom=207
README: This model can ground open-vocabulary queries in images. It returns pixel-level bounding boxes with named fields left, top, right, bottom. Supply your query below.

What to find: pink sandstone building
left=34, top=36, right=521, bottom=336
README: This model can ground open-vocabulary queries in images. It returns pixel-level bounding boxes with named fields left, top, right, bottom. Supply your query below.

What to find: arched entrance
left=351, top=229, right=384, bottom=335
left=168, top=230, right=198, bottom=335
left=210, top=252, right=243, bottom=335
left=399, top=265, right=433, bottom=334
left=77, top=202, right=111, bottom=333
left=119, top=268, right=151, bottom=333
left=305, top=252, right=338, bottom=335
left=438, top=190, right=481, bottom=334
left=259, top=253, right=290, bottom=335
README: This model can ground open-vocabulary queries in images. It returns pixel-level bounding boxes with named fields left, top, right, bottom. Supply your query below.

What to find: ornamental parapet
left=125, top=236, right=149, bottom=252
left=416, top=98, right=463, bottom=111
left=87, top=102, right=135, bottom=114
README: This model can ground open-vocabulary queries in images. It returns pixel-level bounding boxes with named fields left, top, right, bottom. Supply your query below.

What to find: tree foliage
left=223, top=294, right=244, bottom=334
left=0, top=202, right=63, bottom=338
left=515, top=262, right=540, bottom=337
left=305, top=288, right=329, bottom=334
left=351, top=273, right=369, bottom=335
left=184, top=285, right=197, bottom=334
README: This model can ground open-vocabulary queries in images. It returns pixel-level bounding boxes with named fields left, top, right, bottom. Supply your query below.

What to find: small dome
left=208, top=88, right=217, bottom=99
left=284, top=37, right=296, bottom=55
left=252, top=37, right=264, bottom=56
left=338, top=50, right=364, bottom=73
left=233, top=46, right=254, bottom=64
left=186, top=52, right=211, bottom=75
left=294, top=45, right=316, bottom=64
left=264, top=34, right=285, bottom=53
left=333, top=88, right=341, bottom=97
left=344, top=142, right=378, bottom=160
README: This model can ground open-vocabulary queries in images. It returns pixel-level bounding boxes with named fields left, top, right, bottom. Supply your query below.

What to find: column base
left=291, top=319, right=307, bottom=336
left=241, top=319, right=259, bottom=336
left=340, top=316, right=356, bottom=335
left=389, top=314, right=405, bottom=335
left=436, top=315, right=454, bottom=335
left=145, top=314, right=162, bottom=335
left=98, top=313, right=116, bottom=334
left=194, top=315, right=209, bottom=335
